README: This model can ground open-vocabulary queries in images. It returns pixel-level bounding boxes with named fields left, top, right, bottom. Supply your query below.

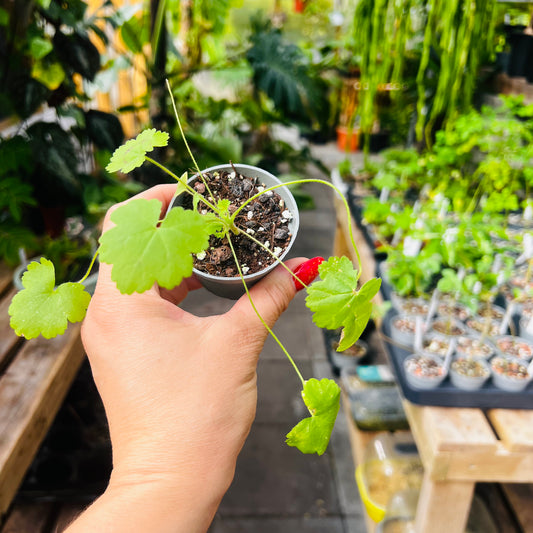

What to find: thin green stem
left=231, top=178, right=363, bottom=281
left=234, top=227, right=309, bottom=290
left=226, top=234, right=305, bottom=386
left=145, top=156, right=218, bottom=213
left=165, top=79, right=215, bottom=201
left=78, top=249, right=99, bottom=284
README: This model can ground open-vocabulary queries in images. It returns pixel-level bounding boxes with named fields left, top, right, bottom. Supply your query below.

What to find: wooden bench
left=0, top=263, right=86, bottom=524
left=334, top=195, right=533, bottom=533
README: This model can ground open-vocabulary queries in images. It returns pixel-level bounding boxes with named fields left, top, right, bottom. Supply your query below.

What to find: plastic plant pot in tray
left=494, top=335, right=533, bottom=361
left=403, top=354, right=447, bottom=390
left=491, top=356, right=532, bottom=392
left=382, top=311, right=533, bottom=408
left=449, top=357, right=491, bottom=391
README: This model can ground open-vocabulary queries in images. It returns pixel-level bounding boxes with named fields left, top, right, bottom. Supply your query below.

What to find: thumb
left=228, top=256, right=323, bottom=331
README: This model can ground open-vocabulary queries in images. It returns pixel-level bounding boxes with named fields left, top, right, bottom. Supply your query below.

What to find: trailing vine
left=350, top=0, right=498, bottom=148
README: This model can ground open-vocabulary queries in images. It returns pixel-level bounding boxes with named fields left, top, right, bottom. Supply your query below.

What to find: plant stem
left=226, top=234, right=306, bottom=386
left=145, top=156, right=218, bottom=213
left=78, top=249, right=100, bottom=285
left=235, top=228, right=309, bottom=290
left=231, top=178, right=364, bottom=281
left=165, top=79, right=215, bottom=201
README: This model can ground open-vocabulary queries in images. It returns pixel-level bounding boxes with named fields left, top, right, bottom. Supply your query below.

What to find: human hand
left=69, top=184, right=317, bottom=532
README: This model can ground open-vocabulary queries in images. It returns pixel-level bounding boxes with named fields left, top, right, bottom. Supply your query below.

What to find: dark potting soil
left=186, top=168, right=293, bottom=277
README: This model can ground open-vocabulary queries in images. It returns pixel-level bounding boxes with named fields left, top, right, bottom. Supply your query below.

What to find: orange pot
left=336, top=126, right=359, bottom=152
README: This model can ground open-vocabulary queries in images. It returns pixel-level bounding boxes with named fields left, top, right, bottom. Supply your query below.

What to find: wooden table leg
left=414, top=471, right=475, bottom=533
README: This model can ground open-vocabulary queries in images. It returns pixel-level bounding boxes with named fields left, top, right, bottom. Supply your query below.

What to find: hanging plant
left=350, top=0, right=498, bottom=149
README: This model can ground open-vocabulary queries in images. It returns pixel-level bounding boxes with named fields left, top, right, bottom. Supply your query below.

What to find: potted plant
left=491, top=356, right=532, bottom=392
left=8, top=99, right=382, bottom=457
left=449, top=357, right=491, bottom=391
left=403, top=353, right=447, bottom=390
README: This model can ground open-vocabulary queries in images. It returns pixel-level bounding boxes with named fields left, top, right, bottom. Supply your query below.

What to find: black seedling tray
left=382, top=312, right=533, bottom=409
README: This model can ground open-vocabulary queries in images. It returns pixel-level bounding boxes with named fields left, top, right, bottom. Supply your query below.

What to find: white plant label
left=524, top=205, right=533, bottom=222
left=403, top=236, right=422, bottom=257
left=379, top=187, right=390, bottom=204
left=527, top=317, right=533, bottom=336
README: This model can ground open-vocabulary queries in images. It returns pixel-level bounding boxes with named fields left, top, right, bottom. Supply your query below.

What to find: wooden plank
left=414, top=471, right=475, bottom=533
left=403, top=402, right=497, bottom=453
left=0, top=325, right=85, bottom=519
left=0, top=502, right=54, bottom=533
left=0, top=289, right=22, bottom=371
left=488, top=410, right=533, bottom=453
left=501, top=483, right=533, bottom=533
left=0, top=265, right=12, bottom=295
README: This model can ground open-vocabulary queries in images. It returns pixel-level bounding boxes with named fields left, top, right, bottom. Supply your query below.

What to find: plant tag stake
left=527, top=317, right=533, bottom=336
left=499, top=302, right=515, bottom=336
left=425, top=290, right=440, bottom=329
left=379, top=187, right=390, bottom=204
left=443, top=338, right=456, bottom=371
left=517, top=234, right=533, bottom=265
left=403, top=236, right=422, bottom=257
left=524, top=205, right=533, bottom=222
left=414, top=316, right=424, bottom=353
left=391, top=228, right=403, bottom=247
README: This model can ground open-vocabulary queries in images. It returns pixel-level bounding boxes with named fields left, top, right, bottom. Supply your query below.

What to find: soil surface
left=184, top=168, right=293, bottom=277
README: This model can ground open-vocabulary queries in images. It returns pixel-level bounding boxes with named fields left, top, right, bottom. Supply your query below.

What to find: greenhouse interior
left=1, top=0, right=533, bottom=532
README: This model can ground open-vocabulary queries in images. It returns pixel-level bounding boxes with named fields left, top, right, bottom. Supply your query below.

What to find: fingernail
left=293, top=257, right=325, bottom=291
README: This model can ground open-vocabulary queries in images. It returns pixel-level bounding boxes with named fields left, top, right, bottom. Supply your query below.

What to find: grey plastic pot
left=167, top=163, right=299, bottom=299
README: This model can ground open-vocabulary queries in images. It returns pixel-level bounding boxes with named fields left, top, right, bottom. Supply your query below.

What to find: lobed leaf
left=9, top=258, right=91, bottom=339
left=99, top=199, right=221, bottom=294
left=306, top=256, right=381, bottom=351
left=106, top=129, right=169, bottom=174
left=286, top=378, right=340, bottom=455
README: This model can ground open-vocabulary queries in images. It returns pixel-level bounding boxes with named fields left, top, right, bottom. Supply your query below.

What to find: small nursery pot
left=419, top=332, right=451, bottom=359
left=466, top=317, right=502, bottom=338
left=436, top=300, right=471, bottom=322
left=390, top=293, right=429, bottom=317
left=449, top=357, right=491, bottom=391
left=491, top=356, right=531, bottom=392
left=519, top=316, right=533, bottom=344
left=477, top=303, right=506, bottom=321
left=429, top=317, right=467, bottom=338
left=494, top=335, right=533, bottom=362
left=390, top=315, right=419, bottom=348
left=403, top=354, right=447, bottom=390
left=330, top=339, right=369, bottom=370
left=455, top=334, right=495, bottom=360
left=167, top=164, right=299, bottom=299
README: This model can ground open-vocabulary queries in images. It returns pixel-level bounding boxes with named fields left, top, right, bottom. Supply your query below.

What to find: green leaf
left=286, top=378, right=340, bottom=455
left=31, top=60, right=65, bottom=90
left=106, top=129, right=169, bottom=174
left=29, top=37, right=53, bottom=59
left=176, top=171, right=188, bottom=196
left=9, top=258, right=91, bottom=339
left=306, top=257, right=381, bottom=351
left=99, top=199, right=219, bottom=294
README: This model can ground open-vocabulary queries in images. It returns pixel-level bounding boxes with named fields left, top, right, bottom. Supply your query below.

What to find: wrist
left=66, top=468, right=229, bottom=533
